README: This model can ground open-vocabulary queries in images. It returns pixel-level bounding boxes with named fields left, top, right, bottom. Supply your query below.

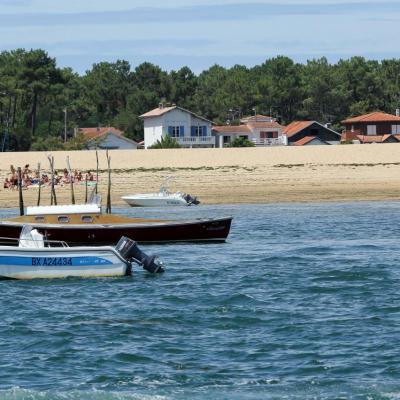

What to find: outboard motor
left=184, top=193, right=200, bottom=206
left=116, top=237, right=164, bottom=273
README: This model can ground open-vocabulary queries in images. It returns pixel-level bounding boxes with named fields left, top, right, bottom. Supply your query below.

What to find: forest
left=1, top=48, right=400, bottom=151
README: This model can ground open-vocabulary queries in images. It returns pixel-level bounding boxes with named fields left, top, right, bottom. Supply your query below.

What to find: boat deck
left=7, top=213, right=171, bottom=225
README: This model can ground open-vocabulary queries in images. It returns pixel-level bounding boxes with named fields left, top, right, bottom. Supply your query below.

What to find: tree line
left=1, top=48, right=399, bottom=151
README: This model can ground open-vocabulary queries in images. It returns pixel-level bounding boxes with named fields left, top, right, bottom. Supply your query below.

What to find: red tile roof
left=247, top=121, right=284, bottom=129
left=212, top=125, right=251, bottom=134
left=240, top=114, right=273, bottom=123
left=341, top=130, right=361, bottom=141
left=342, top=112, right=400, bottom=124
left=283, top=121, right=314, bottom=137
left=140, top=105, right=212, bottom=123
left=79, top=127, right=124, bottom=139
left=140, top=106, right=177, bottom=118
left=356, top=134, right=398, bottom=143
left=293, top=136, right=325, bottom=146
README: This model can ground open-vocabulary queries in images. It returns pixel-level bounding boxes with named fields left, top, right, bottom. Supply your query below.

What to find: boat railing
left=0, top=236, right=69, bottom=248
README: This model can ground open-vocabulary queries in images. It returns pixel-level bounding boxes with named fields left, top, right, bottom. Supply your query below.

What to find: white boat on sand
left=122, top=177, right=200, bottom=207
left=0, top=226, right=163, bottom=280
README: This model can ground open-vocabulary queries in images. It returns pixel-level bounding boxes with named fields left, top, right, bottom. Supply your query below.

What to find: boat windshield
left=159, top=176, right=174, bottom=194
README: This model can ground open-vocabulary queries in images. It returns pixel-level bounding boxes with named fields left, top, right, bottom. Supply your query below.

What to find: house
left=78, top=127, right=138, bottom=150
left=284, top=121, right=341, bottom=145
left=140, top=105, right=214, bottom=149
left=341, top=111, right=400, bottom=143
left=212, top=115, right=287, bottom=147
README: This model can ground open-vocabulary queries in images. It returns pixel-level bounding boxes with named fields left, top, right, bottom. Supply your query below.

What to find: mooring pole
left=84, top=175, right=88, bottom=204
left=36, top=162, right=41, bottom=206
left=95, top=148, right=99, bottom=195
left=106, top=150, right=111, bottom=214
left=17, top=167, right=24, bottom=216
left=47, top=155, right=57, bottom=205
left=66, top=156, right=75, bottom=205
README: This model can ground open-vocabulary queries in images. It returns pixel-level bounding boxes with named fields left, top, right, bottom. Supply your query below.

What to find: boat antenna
left=66, top=156, right=75, bottom=205
left=17, top=166, right=24, bottom=216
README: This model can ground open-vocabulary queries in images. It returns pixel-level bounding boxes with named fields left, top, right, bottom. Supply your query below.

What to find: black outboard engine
left=184, top=193, right=200, bottom=206
left=116, top=237, right=164, bottom=273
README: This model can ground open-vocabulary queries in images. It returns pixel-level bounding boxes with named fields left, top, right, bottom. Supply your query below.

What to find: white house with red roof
left=78, top=127, right=138, bottom=150
left=341, top=111, right=400, bottom=143
left=140, top=105, right=214, bottom=149
left=212, top=115, right=287, bottom=147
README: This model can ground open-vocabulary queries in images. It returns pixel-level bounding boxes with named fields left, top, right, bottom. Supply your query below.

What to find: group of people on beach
left=4, top=164, right=97, bottom=189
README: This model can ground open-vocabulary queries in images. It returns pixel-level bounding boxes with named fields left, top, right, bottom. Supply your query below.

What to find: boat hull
left=122, top=196, right=189, bottom=207
left=0, top=217, right=232, bottom=246
left=0, top=247, right=129, bottom=279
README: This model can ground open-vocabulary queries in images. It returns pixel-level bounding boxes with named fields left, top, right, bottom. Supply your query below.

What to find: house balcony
left=177, top=136, right=216, bottom=147
left=251, top=136, right=288, bottom=146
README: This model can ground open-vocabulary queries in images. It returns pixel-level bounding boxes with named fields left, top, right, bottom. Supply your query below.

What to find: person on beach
left=23, top=164, right=31, bottom=175
left=87, top=171, right=95, bottom=181
left=3, top=178, right=11, bottom=189
left=62, top=168, right=70, bottom=184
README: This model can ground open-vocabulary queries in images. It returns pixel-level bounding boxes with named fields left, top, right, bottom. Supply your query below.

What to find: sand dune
left=1, top=144, right=400, bottom=208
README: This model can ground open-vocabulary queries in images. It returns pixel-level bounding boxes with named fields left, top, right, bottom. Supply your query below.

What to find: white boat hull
left=122, top=194, right=189, bottom=207
left=0, top=246, right=129, bottom=279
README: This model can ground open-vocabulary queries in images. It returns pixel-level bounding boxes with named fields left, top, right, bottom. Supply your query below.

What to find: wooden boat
left=0, top=204, right=232, bottom=246
left=0, top=226, right=163, bottom=279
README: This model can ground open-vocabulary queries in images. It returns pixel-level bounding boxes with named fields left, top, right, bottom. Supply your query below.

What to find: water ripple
left=2, top=203, right=400, bottom=399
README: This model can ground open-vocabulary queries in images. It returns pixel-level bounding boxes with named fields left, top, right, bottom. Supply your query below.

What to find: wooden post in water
left=84, top=175, right=88, bottom=204
left=106, top=150, right=112, bottom=214
left=66, top=156, right=75, bottom=205
left=17, top=167, right=24, bottom=216
left=36, top=162, right=41, bottom=206
left=47, top=155, right=57, bottom=205
left=95, top=148, right=99, bottom=194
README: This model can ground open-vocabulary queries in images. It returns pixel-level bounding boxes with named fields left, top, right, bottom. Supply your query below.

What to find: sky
left=0, top=0, right=400, bottom=74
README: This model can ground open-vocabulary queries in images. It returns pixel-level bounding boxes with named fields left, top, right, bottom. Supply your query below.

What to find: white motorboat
left=0, top=226, right=163, bottom=280
left=122, top=177, right=200, bottom=207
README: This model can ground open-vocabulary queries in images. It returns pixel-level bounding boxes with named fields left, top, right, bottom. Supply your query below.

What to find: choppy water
left=2, top=202, right=400, bottom=399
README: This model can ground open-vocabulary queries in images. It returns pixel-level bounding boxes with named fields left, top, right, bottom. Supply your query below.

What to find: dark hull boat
left=0, top=205, right=232, bottom=246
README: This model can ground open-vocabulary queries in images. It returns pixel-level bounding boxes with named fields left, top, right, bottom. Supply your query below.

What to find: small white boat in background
left=122, top=177, right=200, bottom=207
left=0, top=226, right=163, bottom=280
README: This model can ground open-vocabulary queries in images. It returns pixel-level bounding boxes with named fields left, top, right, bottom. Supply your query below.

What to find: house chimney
left=396, top=109, right=400, bottom=117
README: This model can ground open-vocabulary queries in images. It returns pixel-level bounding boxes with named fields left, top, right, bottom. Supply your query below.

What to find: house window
left=392, top=125, right=400, bottom=134
left=260, top=131, right=278, bottom=139
left=367, top=125, right=377, bottom=135
left=223, top=136, right=231, bottom=144
left=168, top=126, right=183, bottom=138
left=191, top=126, right=207, bottom=137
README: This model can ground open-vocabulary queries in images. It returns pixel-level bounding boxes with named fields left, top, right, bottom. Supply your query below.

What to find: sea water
left=1, top=202, right=400, bottom=400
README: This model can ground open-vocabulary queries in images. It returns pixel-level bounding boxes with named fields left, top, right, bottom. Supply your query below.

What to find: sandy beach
left=1, top=144, right=400, bottom=208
